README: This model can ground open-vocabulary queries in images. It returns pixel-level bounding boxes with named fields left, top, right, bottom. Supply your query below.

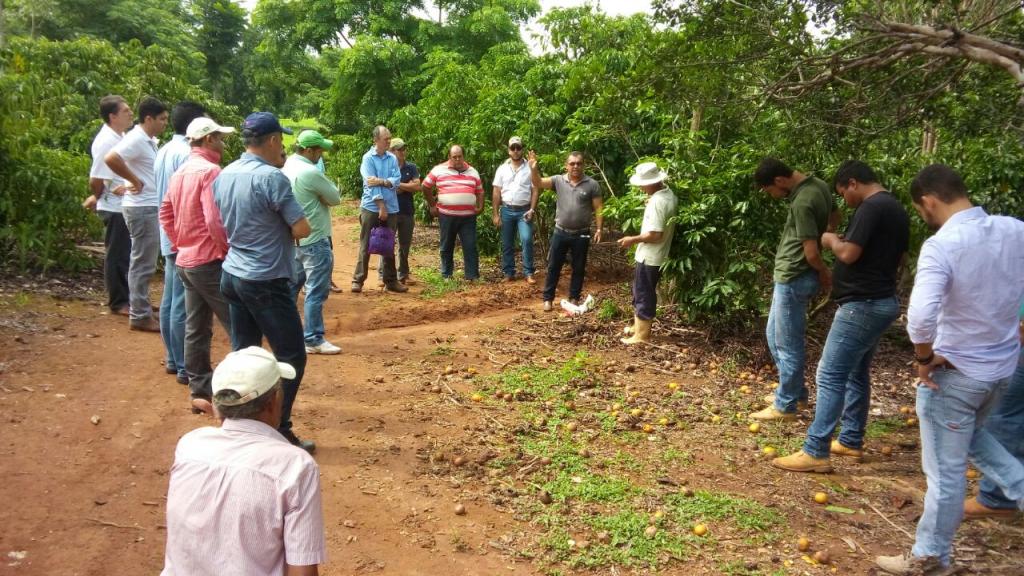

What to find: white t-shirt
left=89, top=124, right=124, bottom=213
left=112, top=125, right=160, bottom=208
left=492, top=159, right=533, bottom=207
left=635, top=187, right=677, bottom=266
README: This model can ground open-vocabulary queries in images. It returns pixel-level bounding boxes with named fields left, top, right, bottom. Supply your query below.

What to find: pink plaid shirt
left=161, top=418, right=326, bottom=575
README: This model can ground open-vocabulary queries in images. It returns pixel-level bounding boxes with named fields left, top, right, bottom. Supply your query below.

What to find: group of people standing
left=749, top=158, right=1024, bottom=575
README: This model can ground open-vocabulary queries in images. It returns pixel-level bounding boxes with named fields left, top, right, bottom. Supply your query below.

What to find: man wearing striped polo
left=422, top=145, right=485, bottom=281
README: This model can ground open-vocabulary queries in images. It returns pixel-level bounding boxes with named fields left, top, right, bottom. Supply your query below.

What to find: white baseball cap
left=186, top=117, right=236, bottom=142
left=212, top=347, right=295, bottom=406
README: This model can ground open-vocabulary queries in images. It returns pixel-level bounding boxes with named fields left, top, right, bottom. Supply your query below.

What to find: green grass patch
left=543, top=470, right=638, bottom=504
left=866, top=416, right=905, bottom=439
left=416, top=267, right=468, bottom=299
left=330, top=201, right=360, bottom=218
left=665, top=490, right=784, bottom=545
left=572, top=510, right=695, bottom=567
left=429, top=344, right=454, bottom=356
left=483, top=351, right=595, bottom=404
left=596, top=298, right=623, bottom=321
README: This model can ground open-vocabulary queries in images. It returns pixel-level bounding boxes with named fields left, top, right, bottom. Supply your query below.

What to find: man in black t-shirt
left=377, top=138, right=420, bottom=285
left=773, top=160, right=910, bottom=473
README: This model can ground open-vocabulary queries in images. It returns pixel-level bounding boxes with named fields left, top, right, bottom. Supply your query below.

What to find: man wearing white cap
left=617, top=162, right=677, bottom=344
left=160, top=117, right=235, bottom=414
left=162, top=346, right=326, bottom=576
left=492, top=136, right=538, bottom=284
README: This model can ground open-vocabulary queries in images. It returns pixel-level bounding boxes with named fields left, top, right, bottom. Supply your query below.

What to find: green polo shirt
left=281, top=154, right=341, bottom=246
left=773, top=175, right=832, bottom=283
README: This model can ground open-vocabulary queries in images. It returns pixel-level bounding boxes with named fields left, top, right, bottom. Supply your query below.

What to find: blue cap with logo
left=242, top=112, right=293, bottom=137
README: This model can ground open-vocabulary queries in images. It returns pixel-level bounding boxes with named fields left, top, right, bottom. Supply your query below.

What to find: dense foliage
left=2, top=0, right=1022, bottom=328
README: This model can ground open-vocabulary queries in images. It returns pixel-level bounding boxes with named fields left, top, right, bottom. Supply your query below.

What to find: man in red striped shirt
left=159, top=117, right=234, bottom=414
left=422, top=145, right=484, bottom=280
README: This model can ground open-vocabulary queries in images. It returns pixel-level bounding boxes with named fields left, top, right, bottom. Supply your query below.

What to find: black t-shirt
left=397, top=161, right=419, bottom=216
left=832, top=191, right=910, bottom=303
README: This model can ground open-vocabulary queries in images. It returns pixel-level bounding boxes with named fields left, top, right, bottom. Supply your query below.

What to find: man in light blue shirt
left=352, top=125, right=404, bottom=293
left=214, top=112, right=315, bottom=454
left=877, top=164, right=1024, bottom=575
left=155, top=101, right=207, bottom=385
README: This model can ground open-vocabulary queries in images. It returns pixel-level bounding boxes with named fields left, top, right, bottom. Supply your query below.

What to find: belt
left=504, top=203, right=530, bottom=210
left=555, top=225, right=590, bottom=235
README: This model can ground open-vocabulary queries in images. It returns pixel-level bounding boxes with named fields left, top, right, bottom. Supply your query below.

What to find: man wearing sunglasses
left=492, top=136, right=538, bottom=284
left=528, top=150, right=603, bottom=312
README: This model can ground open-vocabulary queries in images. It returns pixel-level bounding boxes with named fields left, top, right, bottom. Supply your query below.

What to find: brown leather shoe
left=771, top=450, right=832, bottom=473
left=129, top=316, right=160, bottom=332
left=503, top=275, right=515, bottom=283
left=526, top=275, right=536, bottom=285
left=112, top=305, right=130, bottom=316
left=963, top=496, right=1018, bottom=520
left=385, top=281, right=408, bottom=293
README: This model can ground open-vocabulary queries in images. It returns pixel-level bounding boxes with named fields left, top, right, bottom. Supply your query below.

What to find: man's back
left=162, top=418, right=325, bottom=576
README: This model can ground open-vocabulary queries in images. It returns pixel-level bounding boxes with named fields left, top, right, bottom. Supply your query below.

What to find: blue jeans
left=220, top=271, right=307, bottom=433
left=767, top=270, right=819, bottom=412
left=913, top=368, right=1024, bottom=565
left=160, top=253, right=187, bottom=378
left=500, top=206, right=535, bottom=277
left=803, top=297, right=900, bottom=458
left=438, top=214, right=479, bottom=280
left=543, top=228, right=590, bottom=302
left=977, top=356, right=1024, bottom=510
left=291, top=238, right=333, bottom=347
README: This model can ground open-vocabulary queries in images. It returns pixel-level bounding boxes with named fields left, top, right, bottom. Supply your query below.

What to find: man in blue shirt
left=877, top=164, right=1024, bottom=575
left=214, top=112, right=315, bottom=454
left=352, top=125, right=406, bottom=293
left=155, top=101, right=207, bottom=385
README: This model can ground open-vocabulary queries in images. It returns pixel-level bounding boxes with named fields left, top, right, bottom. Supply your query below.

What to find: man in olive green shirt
left=283, top=130, right=343, bottom=355
left=751, top=157, right=837, bottom=421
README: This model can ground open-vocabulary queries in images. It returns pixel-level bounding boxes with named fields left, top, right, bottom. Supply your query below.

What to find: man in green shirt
left=751, top=157, right=837, bottom=421
left=284, top=130, right=342, bottom=355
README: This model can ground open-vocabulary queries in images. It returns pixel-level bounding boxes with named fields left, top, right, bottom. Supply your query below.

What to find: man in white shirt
left=492, top=136, right=538, bottom=284
left=83, top=95, right=134, bottom=315
left=162, top=346, right=326, bottom=576
left=105, top=96, right=169, bottom=332
left=617, top=162, right=676, bottom=344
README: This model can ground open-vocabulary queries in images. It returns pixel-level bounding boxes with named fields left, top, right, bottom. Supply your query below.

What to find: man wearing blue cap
left=213, top=112, right=316, bottom=453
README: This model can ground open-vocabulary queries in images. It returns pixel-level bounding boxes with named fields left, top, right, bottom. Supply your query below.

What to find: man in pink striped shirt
left=422, top=145, right=484, bottom=280
left=162, top=346, right=326, bottom=576
left=159, top=117, right=234, bottom=414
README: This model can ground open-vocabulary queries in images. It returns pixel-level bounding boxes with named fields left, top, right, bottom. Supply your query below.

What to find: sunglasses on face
left=509, top=145, right=523, bottom=151
left=567, top=161, right=583, bottom=166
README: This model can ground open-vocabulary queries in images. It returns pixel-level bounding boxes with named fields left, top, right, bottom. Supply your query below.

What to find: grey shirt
left=552, top=174, right=601, bottom=231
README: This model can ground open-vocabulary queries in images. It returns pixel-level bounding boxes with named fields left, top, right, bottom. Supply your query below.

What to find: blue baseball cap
left=242, top=112, right=293, bottom=137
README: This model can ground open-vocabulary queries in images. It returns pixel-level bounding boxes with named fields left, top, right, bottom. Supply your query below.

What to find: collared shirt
left=397, top=161, right=420, bottom=216
left=282, top=154, right=341, bottom=246
left=214, top=152, right=306, bottom=282
left=89, top=123, right=125, bottom=213
left=161, top=418, right=326, bottom=576
left=552, top=174, right=601, bottom=230
left=422, top=161, right=483, bottom=217
left=493, top=158, right=533, bottom=206
left=112, top=124, right=160, bottom=208
left=773, top=176, right=832, bottom=283
left=635, top=187, right=677, bottom=266
left=159, top=148, right=229, bottom=268
left=907, top=206, right=1024, bottom=381
left=359, top=146, right=400, bottom=214
left=154, top=134, right=192, bottom=255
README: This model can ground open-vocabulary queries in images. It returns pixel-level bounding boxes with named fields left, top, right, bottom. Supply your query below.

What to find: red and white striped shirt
left=422, top=161, right=483, bottom=217
left=162, top=418, right=326, bottom=576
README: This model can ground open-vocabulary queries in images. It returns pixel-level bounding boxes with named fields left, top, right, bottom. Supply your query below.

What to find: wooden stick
left=86, top=517, right=144, bottom=530
left=864, top=500, right=914, bottom=540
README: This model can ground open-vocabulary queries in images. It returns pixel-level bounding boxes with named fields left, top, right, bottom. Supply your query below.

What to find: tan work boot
left=763, top=393, right=809, bottom=411
left=749, top=406, right=797, bottom=421
left=963, top=496, right=1018, bottom=521
left=621, top=318, right=652, bottom=345
left=830, top=440, right=863, bottom=458
left=622, top=315, right=638, bottom=336
left=771, top=450, right=832, bottom=473
left=875, top=553, right=953, bottom=575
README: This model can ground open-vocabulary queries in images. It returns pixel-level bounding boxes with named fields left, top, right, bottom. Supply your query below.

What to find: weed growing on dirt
left=596, top=299, right=622, bottom=322
left=429, top=344, right=454, bottom=356
left=865, top=416, right=905, bottom=439
left=330, top=202, right=360, bottom=218
left=665, top=490, right=784, bottom=544
left=416, top=267, right=467, bottom=299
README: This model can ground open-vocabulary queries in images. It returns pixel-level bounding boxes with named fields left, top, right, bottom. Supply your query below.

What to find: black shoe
left=176, top=373, right=189, bottom=385
left=280, top=429, right=316, bottom=454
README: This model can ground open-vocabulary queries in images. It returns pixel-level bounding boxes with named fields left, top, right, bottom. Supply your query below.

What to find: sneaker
left=830, top=440, right=863, bottom=458
left=280, top=429, right=316, bottom=454
left=543, top=300, right=553, bottom=312
left=351, top=282, right=363, bottom=293
left=385, top=281, right=408, bottom=293
left=875, top=553, right=952, bottom=575
left=129, top=316, right=161, bottom=332
left=306, top=340, right=342, bottom=355
left=963, top=496, right=1018, bottom=520
left=763, top=393, right=809, bottom=411
left=771, top=450, right=832, bottom=473
left=526, top=275, right=536, bottom=285
left=749, top=406, right=798, bottom=421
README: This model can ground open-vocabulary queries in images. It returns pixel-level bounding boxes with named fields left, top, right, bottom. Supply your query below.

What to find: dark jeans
left=98, top=210, right=130, bottom=311
left=378, top=213, right=414, bottom=281
left=178, top=260, right=231, bottom=400
left=353, top=209, right=397, bottom=284
left=438, top=214, right=479, bottom=280
left=543, top=228, right=590, bottom=302
left=219, top=271, right=307, bottom=433
left=632, top=262, right=662, bottom=320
